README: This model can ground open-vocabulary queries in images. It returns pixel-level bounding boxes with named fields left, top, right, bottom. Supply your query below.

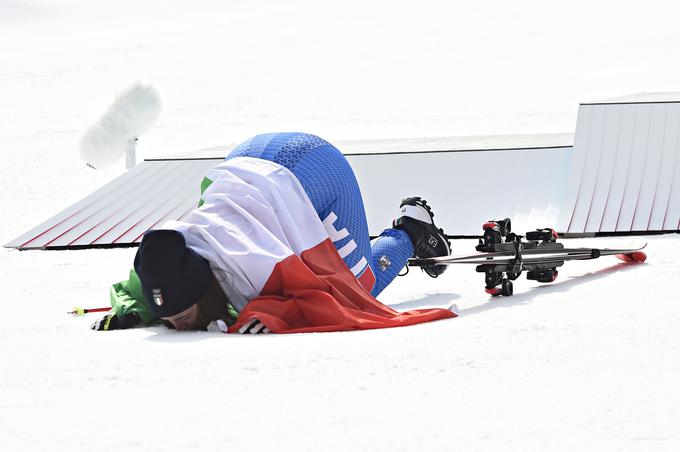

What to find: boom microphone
left=79, top=82, right=162, bottom=169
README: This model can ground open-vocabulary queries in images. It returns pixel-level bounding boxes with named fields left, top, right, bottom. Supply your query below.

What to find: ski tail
left=616, top=251, right=647, bottom=263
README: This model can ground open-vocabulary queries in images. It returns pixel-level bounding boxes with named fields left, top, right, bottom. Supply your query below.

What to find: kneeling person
left=92, top=133, right=454, bottom=334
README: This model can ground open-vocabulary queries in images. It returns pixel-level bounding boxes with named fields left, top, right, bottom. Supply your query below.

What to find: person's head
left=134, top=229, right=212, bottom=330
left=160, top=303, right=200, bottom=331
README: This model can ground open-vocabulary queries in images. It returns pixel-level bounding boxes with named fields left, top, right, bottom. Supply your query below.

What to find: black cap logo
left=152, top=288, right=164, bottom=306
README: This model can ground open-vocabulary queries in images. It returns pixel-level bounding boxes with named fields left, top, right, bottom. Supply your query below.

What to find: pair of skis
left=408, top=218, right=647, bottom=297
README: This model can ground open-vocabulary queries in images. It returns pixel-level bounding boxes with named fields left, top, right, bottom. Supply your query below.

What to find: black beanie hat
left=134, top=229, right=212, bottom=318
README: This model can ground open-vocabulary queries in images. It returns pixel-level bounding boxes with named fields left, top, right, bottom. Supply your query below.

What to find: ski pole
left=68, top=306, right=111, bottom=316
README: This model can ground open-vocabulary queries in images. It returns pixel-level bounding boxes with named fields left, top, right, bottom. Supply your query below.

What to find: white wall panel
left=46, top=161, right=188, bottom=247
left=600, top=106, right=636, bottom=231
left=565, top=97, right=680, bottom=233
left=347, top=147, right=571, bottom=237
left=7, top=160, right=219, bottom=249
left=93, top=161, right=208, bottom=245
left=648, top=104, right=680, bottom=229
left=631, top=105, right=667, bottom=230
left=32, top=162, right=167, bottom=246
left=585, top=105, right=622, bottom=232
left=519, top=149, right=570, bottom=229
left=544, top=150, right=573, bottom=228
left=23, top=162, right=167, bottom=248
left=56, top=161, right=192, bottom=247
left=616, top=104, right=652, bottom=231
left=556, top=105, right=592, bottom=232
left=569, top=105, right=607, bottom=233
left=663, top=127, right=680, bottom=230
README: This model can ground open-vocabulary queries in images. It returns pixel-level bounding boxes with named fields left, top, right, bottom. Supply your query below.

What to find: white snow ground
left=1, top=1, right=679, bottom=451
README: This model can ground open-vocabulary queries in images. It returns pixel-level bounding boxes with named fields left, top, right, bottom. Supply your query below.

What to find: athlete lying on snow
left=92, top=133, right=455, bottom=333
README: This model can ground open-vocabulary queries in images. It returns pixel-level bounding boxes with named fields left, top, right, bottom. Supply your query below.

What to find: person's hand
left=207, top=319, right=230, bottom=333
left=91, top=312, right=142, bottom=331
left=237, top=318, right=271, bottom=334
left=206, top=318, right=270, bottom=333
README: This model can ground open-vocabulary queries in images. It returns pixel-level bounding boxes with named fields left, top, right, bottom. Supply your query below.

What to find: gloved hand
left=237, top=318, right=271, bottom=334
left=91, top=312, right=142, bottom=331
left=206, top=318, right=271, bottom=334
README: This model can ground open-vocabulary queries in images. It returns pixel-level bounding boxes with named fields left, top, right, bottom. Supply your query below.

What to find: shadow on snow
left=457, top=261, right=646, bottom=317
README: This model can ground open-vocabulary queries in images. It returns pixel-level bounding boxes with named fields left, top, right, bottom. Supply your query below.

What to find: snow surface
left=1, top=1, right=680, bottom=451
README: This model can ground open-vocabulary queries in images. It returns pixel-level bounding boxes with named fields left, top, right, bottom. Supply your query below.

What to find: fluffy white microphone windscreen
left=79, top=82, right=162, bottom=169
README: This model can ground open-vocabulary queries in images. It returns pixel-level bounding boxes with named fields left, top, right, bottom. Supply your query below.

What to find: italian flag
left=167, top=157, right=455, bottom=334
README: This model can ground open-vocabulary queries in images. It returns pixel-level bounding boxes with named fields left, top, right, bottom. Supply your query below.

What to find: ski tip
left=616, top=251, right=647, bottom=263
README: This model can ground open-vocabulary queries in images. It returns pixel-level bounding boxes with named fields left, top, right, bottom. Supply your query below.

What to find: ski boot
left=393, top=196, right=451, bottom=277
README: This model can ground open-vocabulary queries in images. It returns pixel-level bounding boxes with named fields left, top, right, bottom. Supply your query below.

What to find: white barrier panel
left=557, top=94, right=680, bottom=233
left=6, top=159, right=219, bottom=249
left=346, top=147, right=572, bottom=236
